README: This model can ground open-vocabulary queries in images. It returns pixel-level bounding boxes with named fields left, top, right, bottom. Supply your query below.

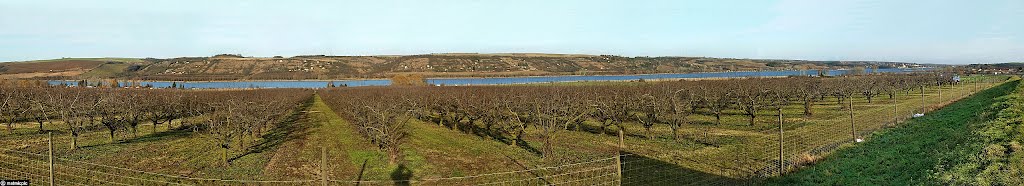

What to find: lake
left=49, top=68, right=927, bottom=89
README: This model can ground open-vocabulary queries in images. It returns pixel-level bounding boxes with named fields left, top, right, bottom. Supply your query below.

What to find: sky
left=1, top=0, right=1022, bottom=64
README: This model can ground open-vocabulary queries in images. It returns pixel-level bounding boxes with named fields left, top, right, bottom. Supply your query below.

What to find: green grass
left=79, top=62, right=134, bottom=78
left=930, top=79, right=1024, bottom=185
left=768, top=79, right=1020, bottom=185
left=258, top=94, right=387, bottom=181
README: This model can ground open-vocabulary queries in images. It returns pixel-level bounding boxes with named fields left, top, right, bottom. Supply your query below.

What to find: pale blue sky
left=1, top=0, right=1021, bottom=64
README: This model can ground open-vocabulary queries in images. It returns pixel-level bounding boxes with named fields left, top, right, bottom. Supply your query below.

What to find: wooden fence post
left=322, top=147, right=328, bottom=186
left=850, top=95, right=857, bottom=142
left=778, top=108, right=784, bottom=175
left=48, top=132, right=54, bottom=186
left=920, top=85, right=925, bottom=113
left=893, top=91, right=898, bottom=127
left=974, top=78, right=978, bottom=92
left=617, top=129, right=623, bottom=184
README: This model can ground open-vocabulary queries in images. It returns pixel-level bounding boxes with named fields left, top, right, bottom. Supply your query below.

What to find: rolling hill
left=0, top=53, right=929, bottom=81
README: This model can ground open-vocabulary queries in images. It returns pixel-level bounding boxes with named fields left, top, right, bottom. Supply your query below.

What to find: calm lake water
left=50, top=68, right=926, bottom=89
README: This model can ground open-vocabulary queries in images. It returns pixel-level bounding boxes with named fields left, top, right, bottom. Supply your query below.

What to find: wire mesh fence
left=615, top=76, right=1008, bottom=185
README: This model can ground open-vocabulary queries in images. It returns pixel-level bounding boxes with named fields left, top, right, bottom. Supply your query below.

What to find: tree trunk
left=671, top=120, right=680, bottom=140
left=544, top=136, right=552, bottom=159
left=71, top=133, right=78, bottom=150
left=600, top=120, right=609, bottom=135
left=223, top=147, right=229, bottom=166
left=714, top=113, right=722, bottom=125
left=513, top=130, right=523, bottom=146
left=703, top=126, right=710, bottom=141
left=388, top=147, right=399, bottom=165
left=803, top=100, right=813, bottom=116
left=542, top=130, right=553, bottom=160
left=645, top=126, right=653, bottom=140
left=109, top=130, right=116, bottom=143
left=166, top=118, right=174, bottom=130
left=439, top=114, right=446, bottom=128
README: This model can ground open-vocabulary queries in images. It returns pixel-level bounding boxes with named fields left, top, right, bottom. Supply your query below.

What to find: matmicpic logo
left=0, top=180, right=30, bottom=186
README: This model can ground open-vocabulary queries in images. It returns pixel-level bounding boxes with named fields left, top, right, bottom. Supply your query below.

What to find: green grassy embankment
left=770, top=79, right=1020, bottom=185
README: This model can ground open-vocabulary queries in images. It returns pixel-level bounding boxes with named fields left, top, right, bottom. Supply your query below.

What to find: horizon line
left=1, top=52, right=956, bottom=64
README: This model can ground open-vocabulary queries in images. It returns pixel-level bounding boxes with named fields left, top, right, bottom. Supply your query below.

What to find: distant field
left=0, top=58, right=147, bottom=79
left=0, top=60, right=103, bottom=74
left=24, top=58, right=144, bottom=63
left=79, top=62, right=134, bottom=78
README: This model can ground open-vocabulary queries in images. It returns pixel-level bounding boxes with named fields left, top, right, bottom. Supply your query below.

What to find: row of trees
left=197, top=89, right=312, bottom=164
left=0, top=86, right=312, bottom=165
left=319, top=73, right=983, bottom=161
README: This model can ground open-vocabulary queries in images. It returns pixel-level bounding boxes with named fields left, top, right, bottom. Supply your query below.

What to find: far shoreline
left=46, top=67, right=928, bottom=83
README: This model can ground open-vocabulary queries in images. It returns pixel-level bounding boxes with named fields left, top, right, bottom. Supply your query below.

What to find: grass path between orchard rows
left=268, top=94, right=617, bottom=184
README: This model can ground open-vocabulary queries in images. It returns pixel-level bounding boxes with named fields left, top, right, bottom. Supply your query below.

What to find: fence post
left=893, top=91, right=898, bottom=127
left=850, top=95, right=856, bottom=142
left=616, top=129, right=623, bottom=184
left=322, top=146, right=328, bottom=186
left=48, top=132, right=54, bottom=186
left=920, top=86, right=925, bottom=113
left=778, top=108, right=784, bottom=175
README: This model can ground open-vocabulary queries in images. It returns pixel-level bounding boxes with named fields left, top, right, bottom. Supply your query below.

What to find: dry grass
left=0, top=60, right=103, bottom=74
left=793, top=152, right=821, bottom=168
left=0, top=70, right=88, bottom=79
